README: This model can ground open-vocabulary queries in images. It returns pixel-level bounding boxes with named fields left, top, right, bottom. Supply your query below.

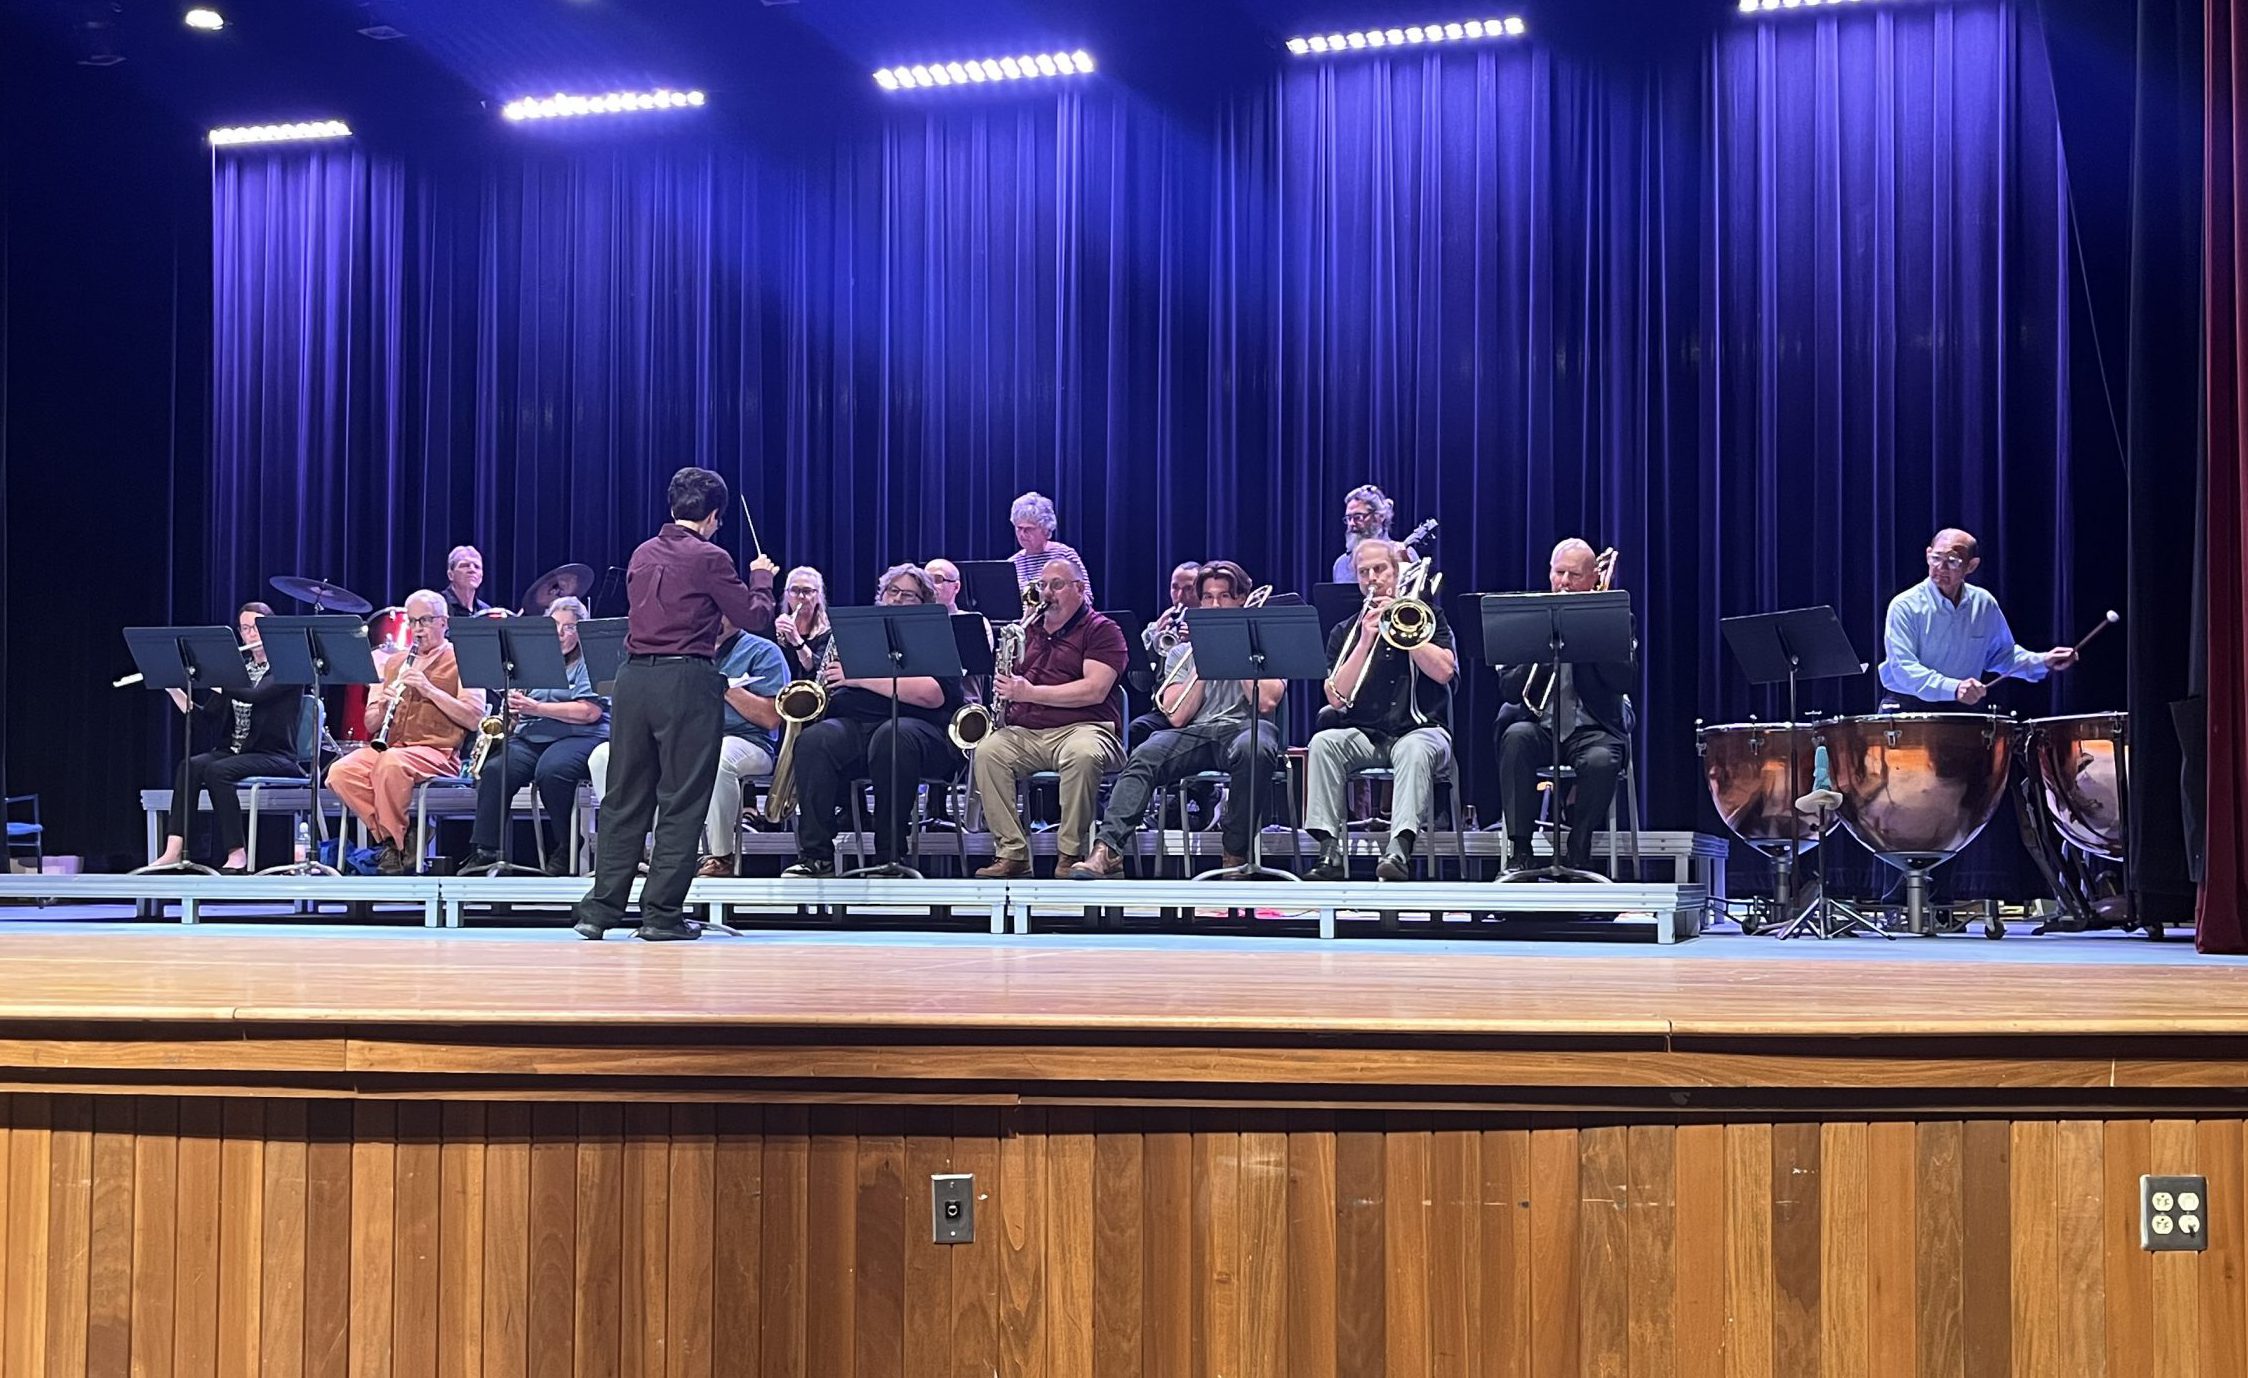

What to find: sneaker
left=781, top=857, right=837, bottom=879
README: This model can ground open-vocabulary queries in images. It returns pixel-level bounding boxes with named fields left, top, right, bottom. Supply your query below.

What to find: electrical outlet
left=932, top=1173, right=975, bottom=1244
left=2141, top=1174, right=2209, bottom=1252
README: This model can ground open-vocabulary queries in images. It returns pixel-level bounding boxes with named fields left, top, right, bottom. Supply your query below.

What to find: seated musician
left=780, top=564, right=967, bottom=878
left=970, top=558, right=1129, bottom=877
left=1129, top=561, right=1205, bottom=749
left=926, top=558, right=966, bottom=612
left=1491, top=540, right=1635, bottom=874
left=442, top=545, right=491, bottom=619
left=461, top=597, right=608, bottom=877
left=586, top=613, right=788, bottom=877
left=326, top=590, right=487, bottom=875
left=1303, top=540, right=1457, bottom=881
left=149, top=601, right=305, bottom=872
left=1070, top=561, right=1284, bottom=878
left=772, top=565, right=832, bottom=679
left=1879, top=528, right=2076, bottom=709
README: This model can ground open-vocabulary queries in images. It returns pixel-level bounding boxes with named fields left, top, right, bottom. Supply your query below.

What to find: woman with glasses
left=779, top=564, right=968, bottom=878
left=1878, top=528, right=2078, bottom=710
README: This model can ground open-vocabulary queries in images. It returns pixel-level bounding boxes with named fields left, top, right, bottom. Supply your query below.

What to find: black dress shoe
left=1376, top=832, right=1416, bottom=882
left=461, top=847, right=502, bottom=874
left=634, top=920, right=701, bottom=942
left=570, top=906, right=622, bottom=941
left=1303, top=836, right=1347, bottom=882
left=541, top=852, right=573, bottom=878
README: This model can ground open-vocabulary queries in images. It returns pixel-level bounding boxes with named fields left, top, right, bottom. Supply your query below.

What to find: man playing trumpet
left=1491, top=539, right=1634, bottom=874
left=1070, top=562, right=1285, bottom=878
left=1304, top=540, right=1457, bottom=881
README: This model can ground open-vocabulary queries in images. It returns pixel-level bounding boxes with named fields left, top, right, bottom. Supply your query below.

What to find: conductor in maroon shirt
left=573, top=468, right=760, bottom=941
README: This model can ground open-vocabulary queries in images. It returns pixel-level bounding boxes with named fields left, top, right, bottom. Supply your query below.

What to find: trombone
left=1328, top=560, right=1442, bottom=710
left=1525, top=546, right=1617, bottom=713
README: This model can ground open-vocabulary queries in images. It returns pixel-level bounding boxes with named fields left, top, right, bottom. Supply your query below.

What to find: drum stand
left=1771, top=788, right=1890, bottom=940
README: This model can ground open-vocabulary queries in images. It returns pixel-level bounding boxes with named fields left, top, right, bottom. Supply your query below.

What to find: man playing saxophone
left=1070, top=562, right=1284, bottom=878
left=1303, top=540, right=1457, bottom=881
left=1491, top=539, right=1633, bottom=874
left=461, top=598, right=608, bottom=877
left=779, top=564, right=968, bottom=878
left=326, top=590, right=487, bottom=875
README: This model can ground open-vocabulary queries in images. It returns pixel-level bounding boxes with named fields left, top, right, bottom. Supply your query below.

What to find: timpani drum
left=2019, top=712, right=2129, bottom=861
left=1817, top=712, right=2013, bottom=934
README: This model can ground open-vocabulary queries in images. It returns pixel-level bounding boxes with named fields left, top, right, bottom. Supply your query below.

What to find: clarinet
left=368, top=650, right=418, bottom=752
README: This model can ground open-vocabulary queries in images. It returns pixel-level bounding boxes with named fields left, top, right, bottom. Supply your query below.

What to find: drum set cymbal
left=268, top=574, right=372, bottom=616
left=520, top=562, right=595, bottom=617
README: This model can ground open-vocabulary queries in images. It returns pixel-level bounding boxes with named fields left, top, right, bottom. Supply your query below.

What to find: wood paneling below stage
left=1, top=1091, right=2241, bottom=1376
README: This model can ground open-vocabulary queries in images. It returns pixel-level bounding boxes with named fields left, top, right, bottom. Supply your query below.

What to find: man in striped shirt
left=1878, top=528, right=2077, bottom=708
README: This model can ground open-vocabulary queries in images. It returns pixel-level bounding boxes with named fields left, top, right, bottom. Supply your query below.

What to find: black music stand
left=1482, top=592, right=1636, bottom=884
left=252, top=615, right=378, bottom=876
left=828, top=605, right=963, bottom=879
left=576, top=618, right=630, bottom=695
left=125, top=626, right=254, bottom=877
left=1182, top=603, right=1326, bottom=881
left=959, top=560, right=1028, bottom=617
left=1718, top=606, right=1877, bottom=938
left=1310, top=582, right=1361, bottom=637
left=452, top=617, right=573, bottom=877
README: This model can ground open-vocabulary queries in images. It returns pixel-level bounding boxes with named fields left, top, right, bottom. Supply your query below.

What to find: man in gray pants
left=1303, top=540, right=1457, bottom=881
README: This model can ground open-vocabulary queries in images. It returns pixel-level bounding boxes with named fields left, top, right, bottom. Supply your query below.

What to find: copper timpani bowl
left=1696, top=722, right=1832, bottom=856
left=1817, top=712, right=2013, bottom=865
left=2019, top=711, right=2129, bottom=861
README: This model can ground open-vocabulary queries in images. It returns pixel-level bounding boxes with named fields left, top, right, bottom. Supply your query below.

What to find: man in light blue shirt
left=1878, top=528, right=2077, bottom=708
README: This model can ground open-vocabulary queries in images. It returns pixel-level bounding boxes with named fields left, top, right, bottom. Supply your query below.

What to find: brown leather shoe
left=695, top=853, right=735, bottom=879
left=974, top=857, right=1030, bottom=879
left=1068, top=843, right=1125, bottom=880
left=1056, top=853, right=1083, bottom=875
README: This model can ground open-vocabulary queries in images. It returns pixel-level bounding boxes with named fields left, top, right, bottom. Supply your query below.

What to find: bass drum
left=338, top=606, right=410, bottom=743
left=1696, top=722, right=1832, bottom=856
left=1818, top=713, right=2013, bottom=863
left=2020, top=711, right=2129, bottom=860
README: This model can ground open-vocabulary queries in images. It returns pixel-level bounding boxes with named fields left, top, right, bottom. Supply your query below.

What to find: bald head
left=1926, top=528, right=1982, bottom=598
left=1549, top=539, right=1599, bottom=593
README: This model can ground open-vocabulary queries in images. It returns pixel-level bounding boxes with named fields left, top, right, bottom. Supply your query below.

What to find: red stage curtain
left=2205, top=0, right=2248, bottom=951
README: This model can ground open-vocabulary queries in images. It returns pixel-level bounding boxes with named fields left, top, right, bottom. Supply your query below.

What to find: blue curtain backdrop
left=204, top=2, right=2103, bottom=862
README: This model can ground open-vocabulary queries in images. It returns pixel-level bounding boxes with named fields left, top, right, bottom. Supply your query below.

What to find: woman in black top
left=149, top=601, right=306, bottom=872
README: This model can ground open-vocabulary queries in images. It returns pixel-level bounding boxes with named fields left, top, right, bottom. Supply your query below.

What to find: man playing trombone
left=1070, top=562, right=1284, bottom=879
left=1303, top=540, right=1457, bottom=881
left=1491, top=538, right=1633, bottom=874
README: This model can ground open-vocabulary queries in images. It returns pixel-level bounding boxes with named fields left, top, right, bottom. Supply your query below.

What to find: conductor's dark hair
left=668, top=467, right=729, bottom=522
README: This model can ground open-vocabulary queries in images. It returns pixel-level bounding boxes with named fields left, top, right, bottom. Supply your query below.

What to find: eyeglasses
left=1925, top=551, right=1971, bottom=571
left=406, top=614, right=443, bottom=627
left=929, top=573, right=960, bottom=585
left=786, top=586, right=821, bottom=600
left=880, top=587, right=926, bottom=603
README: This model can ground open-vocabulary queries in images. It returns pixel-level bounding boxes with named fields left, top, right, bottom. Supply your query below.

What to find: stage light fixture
left=1284, top=16, right=1525, bottom=57
left=207, top=120, right=352, bottom=148
left=873, top=49, right=1095, bottom=92
left=1739, top=0, right=1905, bottom=11
left=501, top=88, right=706, bottom=122
left=183, top=8, right=225, bottom=31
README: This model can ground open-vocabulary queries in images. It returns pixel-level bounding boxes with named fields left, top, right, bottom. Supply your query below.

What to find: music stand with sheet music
left=576, top=618, right=630, bottom=695
left=124, top=626, right=254, bottom=876
left=253, top=614, right=379, bottom=875
left=827, top=605, right=965, bottom=879
left=1180, top=602, right=1326, bottom=880
left=452, top=617, right=574, bottom=877
left=1481, top=591, right=1637, bottom=884
left=1718, top=606, right=1882, bottom=939
left=959, top=560, right=1029, bottom=618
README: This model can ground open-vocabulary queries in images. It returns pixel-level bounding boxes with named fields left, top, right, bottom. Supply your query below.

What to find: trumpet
left=1152, top=586, right=1271, bottom=706
left=114, top=641, right=258, bottom=689
left=467, top=714, right=506, bottom=775
left=1148, top=599, right=1190, bottom=655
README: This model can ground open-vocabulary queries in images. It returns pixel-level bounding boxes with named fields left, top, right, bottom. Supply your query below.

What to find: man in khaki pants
left=972, top=559, right=1128, bottom=877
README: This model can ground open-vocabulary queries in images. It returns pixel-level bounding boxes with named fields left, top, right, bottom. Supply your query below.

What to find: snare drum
left=2019, top=712, right=2129, bottom=860
left=1817, top=712, right=2013, bottom=863
left=1696, top=722, right=1832, bottom=855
